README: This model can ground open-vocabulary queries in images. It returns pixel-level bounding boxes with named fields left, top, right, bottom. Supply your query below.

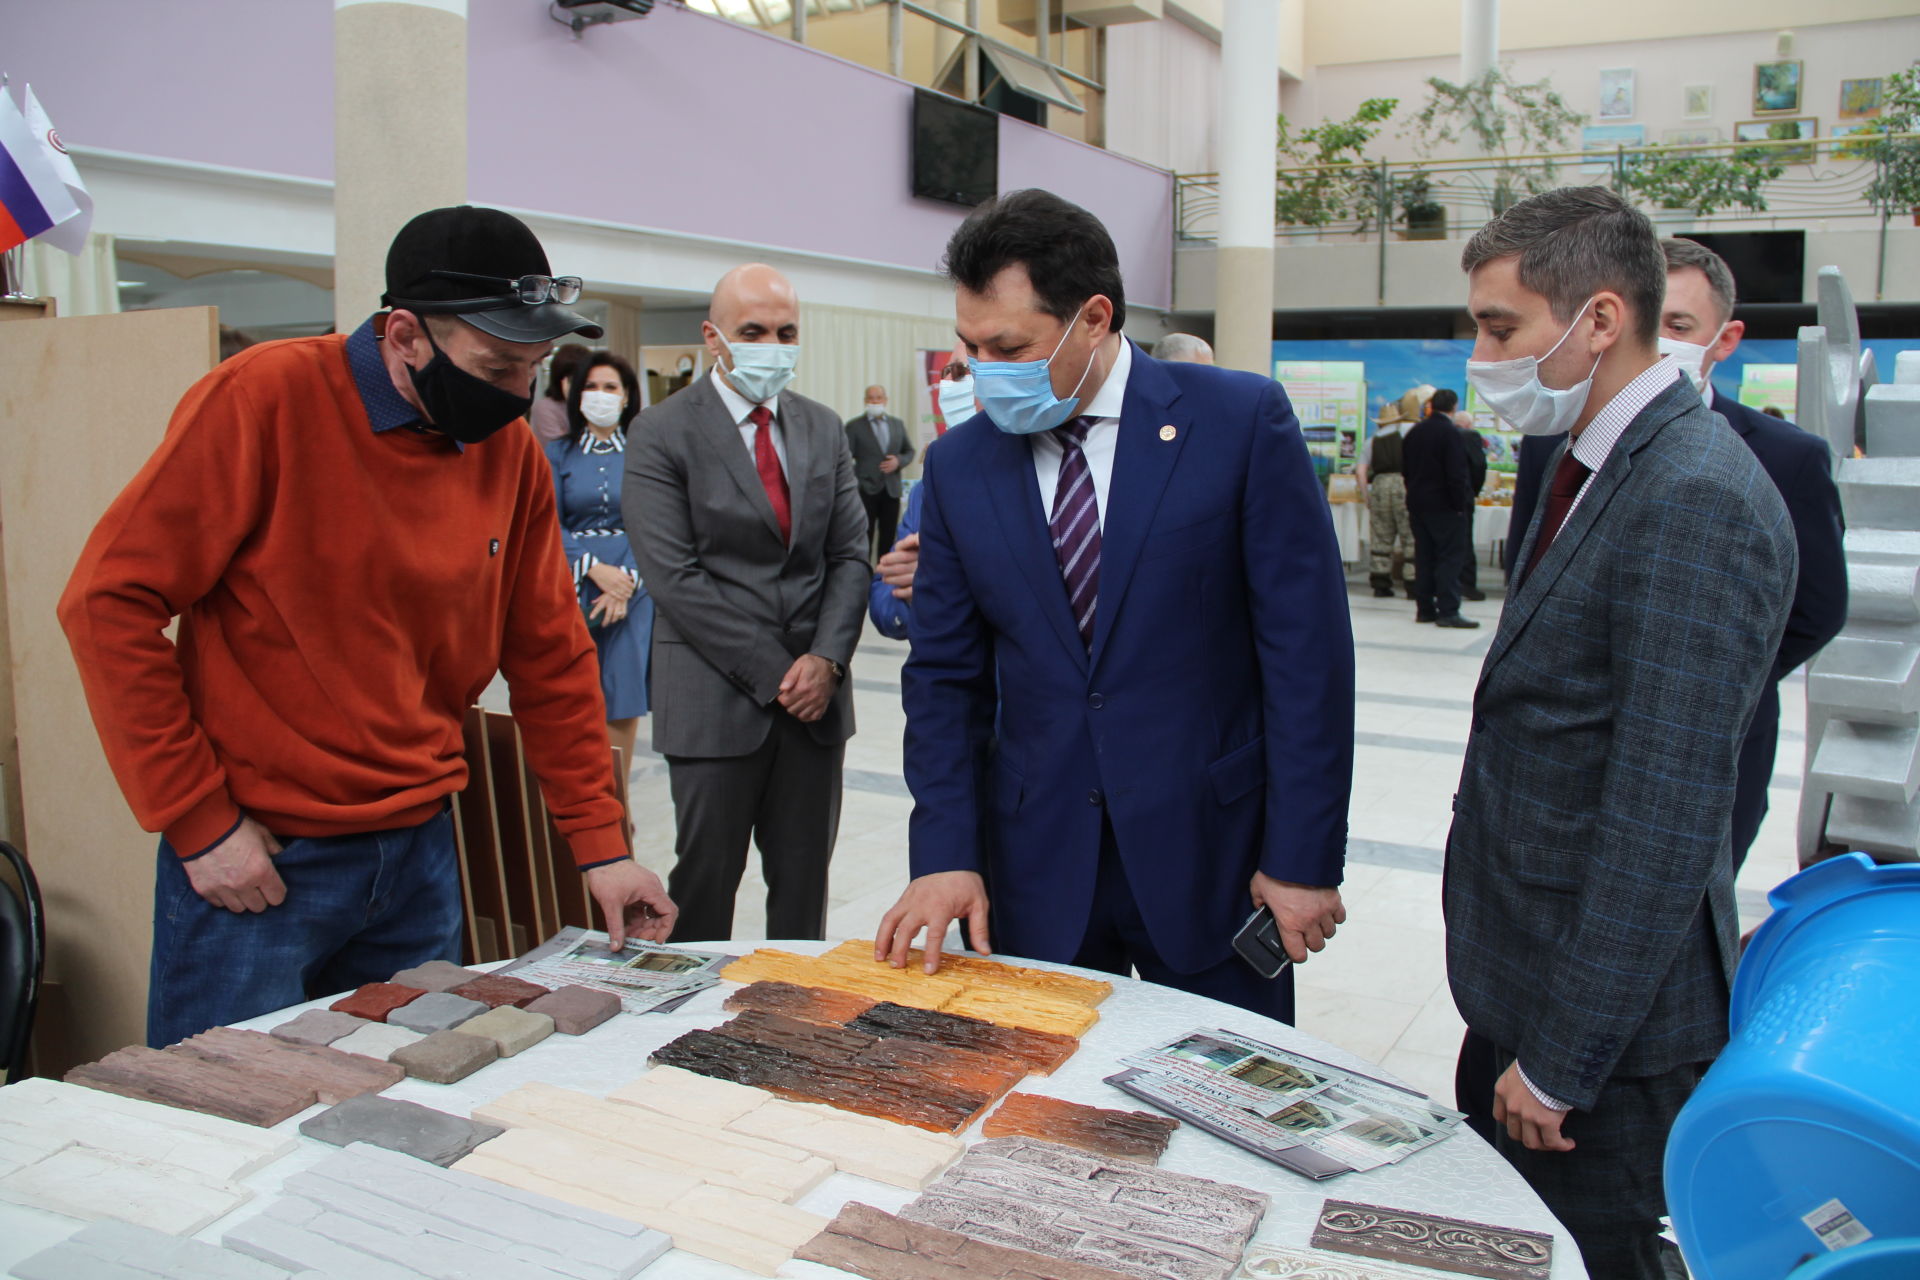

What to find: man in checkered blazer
left=1444, top=187, right=1797, bottom=1280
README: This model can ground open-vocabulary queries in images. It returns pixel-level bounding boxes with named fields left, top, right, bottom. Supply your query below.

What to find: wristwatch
left=823, top=658, right=846, bottom=681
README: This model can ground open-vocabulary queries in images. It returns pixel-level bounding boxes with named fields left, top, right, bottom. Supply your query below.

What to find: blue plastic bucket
left=1665, top=853, right=1920, bottom=1279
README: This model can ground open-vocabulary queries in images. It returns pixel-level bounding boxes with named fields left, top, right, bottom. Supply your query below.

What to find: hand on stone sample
left=184, top=815, right=285, bottom=913
left=876, top=870, right=991, bottom=974
left=585, top=858, right=677, bottom=947
left=1249, top=872, right=1345, bottom=964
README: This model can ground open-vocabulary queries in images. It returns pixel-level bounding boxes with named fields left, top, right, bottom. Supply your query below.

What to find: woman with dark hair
left=545, top=351, right=651, bottom=771
left=530, top=342, right=594, bottom=442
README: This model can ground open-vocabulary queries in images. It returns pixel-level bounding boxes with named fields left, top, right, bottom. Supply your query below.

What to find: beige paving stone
left=455, top=1006, right=554, bottom=1057
left=729, top=1098, right=964, bottom=1190
left=606, top=1063, right=774, bottom=1128
left=330, top=1022, right=426, bottom=1062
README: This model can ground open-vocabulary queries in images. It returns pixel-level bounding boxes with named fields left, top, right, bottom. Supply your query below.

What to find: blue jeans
left=148, top=807, right=463, bottom=1047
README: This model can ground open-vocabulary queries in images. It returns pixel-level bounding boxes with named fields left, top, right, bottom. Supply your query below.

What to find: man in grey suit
left=1446, top=188, right=1796, bottom=1280
left=845, top=386, right=916, bottom=561
left=625, top=264, right=870, bottom=943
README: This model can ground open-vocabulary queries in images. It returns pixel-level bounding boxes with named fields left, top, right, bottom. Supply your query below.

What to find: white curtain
left=21, top=232, right=120, bottom=317
left=793, top=301, right=957, bottom=479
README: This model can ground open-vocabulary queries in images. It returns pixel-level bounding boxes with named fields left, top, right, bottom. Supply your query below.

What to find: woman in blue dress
left=545, top=352, right=651, bottom=775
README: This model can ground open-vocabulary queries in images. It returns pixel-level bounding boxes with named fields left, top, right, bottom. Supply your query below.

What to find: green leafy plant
left=1616, top=149, right=1785, bottom=214
left=1404, top=68, right=1586, bottom=214
left=1858, top=63, right=1920, bottom=217
left=1272, top=97, right=1398, bottom=230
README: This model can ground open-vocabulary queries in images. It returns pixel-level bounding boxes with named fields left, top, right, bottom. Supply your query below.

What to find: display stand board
left=0, top=306, right=218, bottom=1075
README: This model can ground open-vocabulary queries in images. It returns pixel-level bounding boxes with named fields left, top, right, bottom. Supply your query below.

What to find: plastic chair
left=0, top=841, right=45, bottom=1083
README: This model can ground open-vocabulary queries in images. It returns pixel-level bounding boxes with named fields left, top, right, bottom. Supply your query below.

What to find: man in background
left=1359, top=386, right=1427, bottom=599
left=845, top=385, right=916, bottom=561
left=1402, top=387, right=1479, bottom=628
left=626, top=264, right=870, bottom=943
left=1454, top=409, right=1489, bottom=603
left=1150, top=333, right=1213, bottom=364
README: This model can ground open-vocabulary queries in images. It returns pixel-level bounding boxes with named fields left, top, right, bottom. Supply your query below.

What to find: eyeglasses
left=419, top=270, right=585, bottom=306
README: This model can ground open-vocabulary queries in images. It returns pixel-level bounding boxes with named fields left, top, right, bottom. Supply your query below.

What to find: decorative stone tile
left=849, top=1003, right=1080, bottom=1076
left=729, top=1099, right=963, bottom=1191
left=1309, top=1201, right=1553, bottom=1280
left=721, top=949, right=965, bottom=1011
left=390, top=960, right=486, bottom=993
left=723, top=979, right=878, bottom=1025
left=939, top=988, right=1100, bottom=1038
left=447, top=973, right=549, bottom=1009
left=607, top=1063, right=774, bottom=1129
left=0, top=1142, right=254, bottom=1235
left=269, top=1010, right=369, bottom=1049
left=981, top=1093, right=1179, bottom=1163
left=298, top=1096, right=503, bottom=1168
left=66, top=1046, right=317, bottom=1128
left=524, top=985, right=621, bottom=1035
left=169, top=1027, right=404, bottom=1105
left=386, top=992, right=488, bottom=1036
left=824, top=941, right=1112, bottom=1007
left=454, top=1006, right=553, bottom=1057
left=0, top=1077, right=295, bottom=1181
left=329, top=1023, right=426, bottom=1062
left=389, top=1030, right=498, bottom=1084
left=9, top=1219, right=298, bottom=1280
left=900, top=1137, right=1269, bottom=1280
left=327, top=983, right=426, bottom=1023
left=797, top=1201, right=1140, bottom=1280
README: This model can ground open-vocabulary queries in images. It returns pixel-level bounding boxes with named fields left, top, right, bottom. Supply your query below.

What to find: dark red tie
left=750, top=405, right=790, bottom=543
left=1524, top=448, right=1591, bottom=582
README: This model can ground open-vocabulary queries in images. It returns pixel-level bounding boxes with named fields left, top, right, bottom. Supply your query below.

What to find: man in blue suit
left=874, top=190, right=1354, bottom=1022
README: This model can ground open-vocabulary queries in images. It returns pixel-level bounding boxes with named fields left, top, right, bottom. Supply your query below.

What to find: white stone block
left=0, top=1141, right=251, bottom=1235
left=1809, top=719, right=1920, bottom=802
left=605, top=1063, right=771, bottom=1128
left=329, top=1023, right=425, bottom=1061
left=0, top=1078, right=294, bottom=1180
left=727, top=1098, right=964, bottom=1189
left=1808, top=636, right=1920, bottom=721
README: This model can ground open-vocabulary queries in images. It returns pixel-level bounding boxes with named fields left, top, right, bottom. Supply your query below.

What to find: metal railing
left=1175, top=134, right=1918, bottom=301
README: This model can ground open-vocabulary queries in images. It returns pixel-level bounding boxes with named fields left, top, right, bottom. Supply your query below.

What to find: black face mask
left=407, top=328, right=534, bottom=444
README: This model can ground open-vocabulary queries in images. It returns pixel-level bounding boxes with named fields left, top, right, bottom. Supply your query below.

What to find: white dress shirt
left=711, top=366, right=787, bottom=477
left=1029, top=337, right=1133, bottom=530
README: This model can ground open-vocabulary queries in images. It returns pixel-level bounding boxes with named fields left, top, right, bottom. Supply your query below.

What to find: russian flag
left=0, top=83, right=80, bottom=255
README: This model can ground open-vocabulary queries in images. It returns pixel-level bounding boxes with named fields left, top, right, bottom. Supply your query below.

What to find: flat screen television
left=1681, top=230, right=1806, bottom=305
left=912, top=88, right=997, bottom=208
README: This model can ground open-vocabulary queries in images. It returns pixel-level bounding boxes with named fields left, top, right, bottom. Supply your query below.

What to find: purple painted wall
left=5, top=0, right=1172, bottom=307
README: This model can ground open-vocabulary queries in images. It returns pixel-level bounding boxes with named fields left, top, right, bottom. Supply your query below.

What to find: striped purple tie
left=1049, top=416, right=1101, bottom=649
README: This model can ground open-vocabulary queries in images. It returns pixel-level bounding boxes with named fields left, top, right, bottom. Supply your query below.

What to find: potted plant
left=1615, top=148, right=1785, bottom=220
left=1396, top=171, right=1447, bottom=240
left=1858, top=64, right=1920, bottom=225
left=1272, top=97, right=1399, bottom=235
left=1404, top=68, right=1586, bottom=216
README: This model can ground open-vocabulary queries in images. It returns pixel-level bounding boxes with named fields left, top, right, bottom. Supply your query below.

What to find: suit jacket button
left=1087, top=693, right=1105, bottom=709
left=1087, top=790, right=1104, bottom=807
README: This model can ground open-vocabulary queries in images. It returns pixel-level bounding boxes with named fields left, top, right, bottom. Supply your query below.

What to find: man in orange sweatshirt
left=61, top=206, right=676, bottom=1047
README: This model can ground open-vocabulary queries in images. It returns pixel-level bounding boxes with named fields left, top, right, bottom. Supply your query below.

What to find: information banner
left=1275, top=360, right=1366, bottom=477
left=1739, top=363, right=1798, bottom=415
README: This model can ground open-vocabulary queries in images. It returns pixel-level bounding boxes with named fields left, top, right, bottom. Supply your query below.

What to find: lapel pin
left=1159, top=424, right=1177, bottom=441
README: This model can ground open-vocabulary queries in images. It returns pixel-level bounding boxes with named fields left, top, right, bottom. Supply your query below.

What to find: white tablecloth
left=1329, top=501, right=1365, bottom=566
left=0, top=941, right=1587, bottom=1278
left=1472, top=504, right=1514, bottom=566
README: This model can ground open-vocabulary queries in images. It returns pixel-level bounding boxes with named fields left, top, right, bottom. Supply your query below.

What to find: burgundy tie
left=750, top=406, right=791, bottom=544
left=1050, top=416, right=1101, bottom=649
left=1524, top=448, right=1591, bottom=582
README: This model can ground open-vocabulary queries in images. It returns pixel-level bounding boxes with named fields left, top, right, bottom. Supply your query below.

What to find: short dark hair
left=1461, top=187, right=1664, bottom=346
left=1429, top=387, right=1459, bottom=414
left=545, top=343, right=594, bottom=401
left=942, top=188, right=1127, bottom=332
left=566, top=351, right=641, bottom=441
left=1662, top=238, right=1738, bottom=323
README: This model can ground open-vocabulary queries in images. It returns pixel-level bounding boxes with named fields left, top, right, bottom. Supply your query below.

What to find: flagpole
left=1, top=244, right=27, bottom=299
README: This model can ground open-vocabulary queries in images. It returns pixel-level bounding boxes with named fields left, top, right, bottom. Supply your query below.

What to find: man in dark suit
left=1402, top=388, right=1479, bottom=628
left=625, top=264, right=870, bottom=943
left=845, top=386, right=917, bottom=562
left=875, top=189, right=1354, bottom=1022
left=1447, top=188, right=1797, bottom=1280
left=1660, top=237, right=1847, bottom=868
left=1454, top=411, right=1489, bottom=602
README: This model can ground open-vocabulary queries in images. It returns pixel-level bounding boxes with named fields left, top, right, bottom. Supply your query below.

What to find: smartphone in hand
left=1232, top=905, right=1292, bottom=979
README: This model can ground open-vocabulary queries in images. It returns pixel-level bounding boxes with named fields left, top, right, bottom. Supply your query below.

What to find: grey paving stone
left=328, top=1022, right=424, bottom=1062
left=389, top=1029, right=497, bottom=1083
left=386, top=992, right=488, bottom=1036
left=222, top=1201, right=421, bottom=1280
left=389, top=961, right=486, bottom=993
left=297, top=1094, right=503, bottom=1167
left=269, top=1010, right=369, bottom=1048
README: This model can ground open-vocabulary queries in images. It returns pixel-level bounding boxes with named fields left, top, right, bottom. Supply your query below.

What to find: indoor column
left=1212, top=0, right=1278, bottom=376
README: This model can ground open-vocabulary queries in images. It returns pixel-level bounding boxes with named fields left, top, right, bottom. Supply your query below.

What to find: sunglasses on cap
left=394, top=269, right=585, bottom=311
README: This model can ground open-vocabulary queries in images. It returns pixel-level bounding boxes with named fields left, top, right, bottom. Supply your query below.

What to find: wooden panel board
left=513, top=724, right=564, bottom=942
left=482, top=711, right=544, bottom=955
left=0, top=307, right=217, bottom=1074
left=453, top=706, right=511, bottom=963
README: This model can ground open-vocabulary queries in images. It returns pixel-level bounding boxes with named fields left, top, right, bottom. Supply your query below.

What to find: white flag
left=24, top=85, right=91, bottom=256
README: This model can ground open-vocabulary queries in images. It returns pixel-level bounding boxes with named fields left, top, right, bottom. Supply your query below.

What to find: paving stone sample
left=385, top=990, right=487, bottom=1035
left=454, top=1125, right=825, bottom=1276
left=456, top=1005, right=554, bottom=1057
left=298, top=1095, right=503, bottom=1168
left=389, top=1029, right=498, bottom=1084
left=0, top=1141, right=254, bottom=1235
left=390, top=960, right=486, bottom=993
left=899, top=1137, right=1269, bottom=1280
left=473, top=1081, right=832, bottom=1201
left=981, top=1093, right=1179, bottom=1163
left=169, top=1027, right=404, bottom=1104
left=524, top=984, right=621, bottom=1034
left=825, top=941, right=1112, bottom=1007
left=269, top=1010, right=369, bottom=1049
left=447, top=972, right=549, bottom=1009
left=850, top=1003, right=1080, bottom=1076
left=327, top=983, right=426, bottom=1022
left=329, top=1022, right=425, bottom=1062
left=0, top=1077, right=296, bottom=1181
left=797, top=1201, right=1139, bottom=1280
left=8, top=1219, right=301, bottom=1280
left=1310, top=1201, right=1552, bottom=1280
left=219, top=1141, right=670, bottom=1280
left=724, top=979, right=878, bottom=1025
left=67, top=1045, right=317, bottom=1127
left=608, top=1062, right=775, bottom=1127
left=732, top=1098, right=964, bottom=1190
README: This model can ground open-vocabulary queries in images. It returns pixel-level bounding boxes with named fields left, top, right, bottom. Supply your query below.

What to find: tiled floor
left=604, top=567, right=1807, bottom=1106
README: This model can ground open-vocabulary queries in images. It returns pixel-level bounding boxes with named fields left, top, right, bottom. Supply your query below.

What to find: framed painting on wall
left=1754, top=60, right=1803, bottom=114
left=1683, top=84, right=1714, bottom=119
left=1737, top=117, right=1818, bottom=166
left=1839, top=78, right=1884, bottom=119
left=1830, top=122, right=1877, bottom=160
left=1598, top=69, right=1636, bottom=120
left=1664, top=128, right=1723, bottom=146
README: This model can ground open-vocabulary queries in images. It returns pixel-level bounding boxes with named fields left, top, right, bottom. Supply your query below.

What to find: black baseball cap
left=382, top=206, right=604, bottom=343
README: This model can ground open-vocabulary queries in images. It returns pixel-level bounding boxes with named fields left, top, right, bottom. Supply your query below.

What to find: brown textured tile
left=849, top=1004, right=1078, bottom=1076
left=390, top=1029, right=500, bottom=1083
left=981, top=1093, right=1179, bottom=1163
left=169, top=1026, right=404, bottom=1104
left=328, top=982, right=427, bottom=1022
left=797, top=1201, right=1140, bottom=1280
left=448, top=973, right=550, bottom=1009
left=66, top=1046, right=316, bottom=1127
left=1310, top=1201, right=1553, bottom=1280
left=270, top=1009, right=369, bottom=1047
left=724, top=981, right=878, bottom=1026
left=526, top=985, right=622, bottom=1035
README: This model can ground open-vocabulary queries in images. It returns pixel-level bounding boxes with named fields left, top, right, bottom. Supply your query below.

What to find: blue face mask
left=970, top=304, right=1096, bottom=435
left=713, top=327, right=801, bottom=404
